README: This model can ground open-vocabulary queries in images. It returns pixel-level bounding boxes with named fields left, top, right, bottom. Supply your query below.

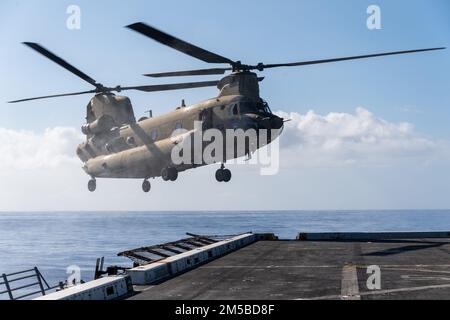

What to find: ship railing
left=0, top=267, right=59, bottom=300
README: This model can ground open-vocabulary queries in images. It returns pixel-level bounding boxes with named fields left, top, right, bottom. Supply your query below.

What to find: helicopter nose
left=270, top=115, right=284, bottom=130
left=257, top=115, right=284, bottom=130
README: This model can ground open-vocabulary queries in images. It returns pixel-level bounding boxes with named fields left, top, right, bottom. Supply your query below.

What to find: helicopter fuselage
left=79, top=93, right=284, bottom=180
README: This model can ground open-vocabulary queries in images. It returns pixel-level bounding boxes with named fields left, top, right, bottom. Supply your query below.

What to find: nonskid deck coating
left=129, top=239, right=450, bottom=300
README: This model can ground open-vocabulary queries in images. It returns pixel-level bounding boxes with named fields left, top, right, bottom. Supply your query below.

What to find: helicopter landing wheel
left=215, top=168, right=224, bottom=182
left=216, top=167, right=232, bottom=183
left=88, top=179, right=96, bottom=192
left=142, top=179, right=151, bottom=193
left=162, top=167, right=178, bottom=182
left=222, top=169, right=232, bottom=183
left=161, top=168, right=170, bottom=181
left=169, top=169, right=178, bottom=181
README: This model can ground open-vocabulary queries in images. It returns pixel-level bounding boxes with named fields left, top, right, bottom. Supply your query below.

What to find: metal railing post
left=2, top=273, right=13, bottom=300
left=34, top=267, right=46, bottom=296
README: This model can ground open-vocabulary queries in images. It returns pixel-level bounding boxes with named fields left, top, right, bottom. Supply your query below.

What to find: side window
left=151, top=129, right=159, bottom=141
left=230, top=104, right=239, bottom=116
left=175, top=121, right=183, bottom=130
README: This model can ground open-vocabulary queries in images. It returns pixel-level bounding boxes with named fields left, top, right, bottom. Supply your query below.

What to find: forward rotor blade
left=260, top=47, right=446, bottom=70
left=122, top=80, right=221, bottom=93
left=126, top=22, right=235, bottom=65
left=144, top=68, right=231, bottom=78
left=8, top=90, right=97, bottom=103
left=23, top=42, right=99, bottom=88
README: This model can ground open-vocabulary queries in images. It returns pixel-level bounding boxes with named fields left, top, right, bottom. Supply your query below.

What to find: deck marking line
left=383, top=267, right=450, bottom=274
left=296, top=283, right=450, bottom=300
left=200, top=265, right=338, bottom=269
left=341, top=265, right=361, bottom=300
left=360, top=283, right=450, bottom=296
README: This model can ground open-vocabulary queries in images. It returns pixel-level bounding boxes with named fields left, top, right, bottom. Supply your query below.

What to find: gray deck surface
left=129, top=239, right=450, bottom=300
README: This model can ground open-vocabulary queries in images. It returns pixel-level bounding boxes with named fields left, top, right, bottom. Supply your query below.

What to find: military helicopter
left=9, top=22, right=445, bottom=193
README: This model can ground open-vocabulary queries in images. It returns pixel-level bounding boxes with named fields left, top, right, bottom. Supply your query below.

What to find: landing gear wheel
left=161, top=168, right=170, bottom=181
left=216, top=165, right=232, bottom=183
left=162, top=167, right=178, bottom=182
left=88, top=179, right=96, bottom=192
left=142, top=180, right=151, bottom=193
left=215, top=169, right=224, bottom=182
left=169, top=169, right=178, bottom=182
left=222, top=169, right=232, bottom=183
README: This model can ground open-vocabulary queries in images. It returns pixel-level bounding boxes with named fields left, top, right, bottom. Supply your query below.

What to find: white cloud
left=276, top=107, right=449, bottom=167
left=0, top=127, right=84, bottom=171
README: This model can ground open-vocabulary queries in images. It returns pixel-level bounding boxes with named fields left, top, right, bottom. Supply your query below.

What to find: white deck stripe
left=341, top=265, right=361, bottom=300
left=201, top=264, right=450, bottom=269
left=360, top=283, right=450, bottom=297
left=297, top=283, right=450, bottom=300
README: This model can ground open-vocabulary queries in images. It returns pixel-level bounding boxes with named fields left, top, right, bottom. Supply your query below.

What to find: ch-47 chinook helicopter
left=9, top=22, right=445, bottom=193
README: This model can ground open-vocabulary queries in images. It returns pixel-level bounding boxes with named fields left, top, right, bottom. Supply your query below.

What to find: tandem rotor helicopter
left=9, top=22, right=445, bottom=193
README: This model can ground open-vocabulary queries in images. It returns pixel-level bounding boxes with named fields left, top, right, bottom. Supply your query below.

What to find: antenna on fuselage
left=145, top=110, right=153, bottom=118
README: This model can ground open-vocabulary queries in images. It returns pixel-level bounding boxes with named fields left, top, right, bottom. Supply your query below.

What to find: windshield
left=259, top=100, right=272, bottom=114
left=239, top=100, right=272, bottom=115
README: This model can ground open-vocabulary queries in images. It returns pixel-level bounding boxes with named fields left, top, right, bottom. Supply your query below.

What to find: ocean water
left=1, top=210, right=450, bottom=299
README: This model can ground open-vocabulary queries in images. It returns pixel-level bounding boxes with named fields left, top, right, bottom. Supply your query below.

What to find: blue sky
left=0, top=0, right=449, bottom=211
left=1, top=0, right=448, bottom=134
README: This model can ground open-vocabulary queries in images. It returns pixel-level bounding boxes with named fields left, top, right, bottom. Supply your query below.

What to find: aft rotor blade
left=122, top=80, right=221, bottom=93
left=126, top=22, right=235, bottom=65
left=144, top=68, right=231, bottom=78
left=23, top=42, right=99, bottom=88
left=8, top=90, right=97, bottom=103
left=260, top=47, right=446, bottom=70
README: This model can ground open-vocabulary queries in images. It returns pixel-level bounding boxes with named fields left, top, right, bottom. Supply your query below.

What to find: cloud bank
left=0, top=127, right=84, bottom=171
left=276, top=107, right=448, bottom=167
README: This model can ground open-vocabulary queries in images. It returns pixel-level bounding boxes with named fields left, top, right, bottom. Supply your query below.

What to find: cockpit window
left=239, top=102, right=255, bottom=114
left=259, top=100, right=272, bottom=114
left=239, top=100, right=272, bottom=114
left=232, top=104, right=239, bottom=116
